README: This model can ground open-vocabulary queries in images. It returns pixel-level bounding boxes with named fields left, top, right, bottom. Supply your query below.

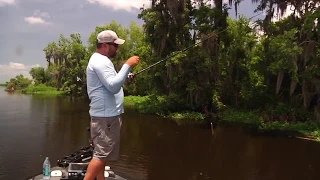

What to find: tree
left=5, top=74, right=32, bottom=90
left=30, top=67, right=46, bottom=85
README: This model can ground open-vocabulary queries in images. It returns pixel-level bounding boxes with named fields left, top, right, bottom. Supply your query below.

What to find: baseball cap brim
left=114, top=38, right=125, bottom=45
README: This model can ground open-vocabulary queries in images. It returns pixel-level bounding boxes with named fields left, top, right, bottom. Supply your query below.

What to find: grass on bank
left=124, top=95, right=206, bottom=124
left=124, top=95, right=320, bottom=141
left=221, top=109, right=320, bottom=141
left=21, top=84, right=64, bottom=95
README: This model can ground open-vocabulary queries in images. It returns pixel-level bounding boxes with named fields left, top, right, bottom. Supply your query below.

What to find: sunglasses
left=106, top=43, right=119, bottom=48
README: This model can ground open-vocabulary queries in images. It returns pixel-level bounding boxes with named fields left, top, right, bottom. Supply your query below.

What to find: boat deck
left=27, top=166, right=127, bottom=180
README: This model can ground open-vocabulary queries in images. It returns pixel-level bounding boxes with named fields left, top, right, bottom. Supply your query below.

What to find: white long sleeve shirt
left=86, top=52, right=131, bottom=117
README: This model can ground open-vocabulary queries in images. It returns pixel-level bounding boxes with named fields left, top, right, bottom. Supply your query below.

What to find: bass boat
left=27, top=145, right=127, bottom=180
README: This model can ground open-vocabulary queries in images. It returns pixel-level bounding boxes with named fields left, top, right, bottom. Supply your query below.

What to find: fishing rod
left=133, top=10, right=265, bottom=76
left=133, top=28, right=226, bottom=76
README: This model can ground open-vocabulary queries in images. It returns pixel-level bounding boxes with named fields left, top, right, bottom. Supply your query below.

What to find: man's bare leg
left=84, top=158, right=106, bottom=180
left=96, top=167, right=106, bottom=180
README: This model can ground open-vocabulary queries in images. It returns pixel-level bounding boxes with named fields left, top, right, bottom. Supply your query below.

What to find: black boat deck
left=27, top=166, right=127, bottom=180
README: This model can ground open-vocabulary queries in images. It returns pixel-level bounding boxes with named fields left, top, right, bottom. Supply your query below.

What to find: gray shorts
left=90, top=115, right=122, bottom=161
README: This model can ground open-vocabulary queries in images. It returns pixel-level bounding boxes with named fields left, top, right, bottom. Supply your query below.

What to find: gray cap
left=97, top=30, right=125, bottom=45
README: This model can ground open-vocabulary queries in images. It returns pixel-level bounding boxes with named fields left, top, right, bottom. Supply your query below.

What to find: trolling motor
left=57, top=145, right=93, bottom=167
left=54, top=126, right=120, bottom=180
left=57, top=127, right=93, bottom=167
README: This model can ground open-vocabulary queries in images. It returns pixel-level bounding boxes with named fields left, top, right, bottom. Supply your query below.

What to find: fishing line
left=134, top=28, right=226, bottom=76
left=133, top=0, right=296, bottom=76
left=133, top=11, right=265, bottom=76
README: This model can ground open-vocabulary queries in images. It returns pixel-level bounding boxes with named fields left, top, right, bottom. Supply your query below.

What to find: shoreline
left=217, top=120, right=319, bottom=142
left=3, top=87, right=319, bottom=142
left=123, top=95, right=320, bottom=142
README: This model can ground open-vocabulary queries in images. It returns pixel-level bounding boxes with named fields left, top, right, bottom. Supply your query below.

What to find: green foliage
left=42, top=32, right=89, bottom=96
left=221, top=108, right=320, bottom=141
left=240, top=84, right=275, bottom=109
left=220, top=109, right=264, bottom=127
left=44, top=65, right=58, bottom=87
left=21, top=84, right=63, bottom=95
left=219, top=16, right=261, bottom=108
left=267, top=28, right=302, bottom=77
left=61, top=63, right=86, bottom=97
left=42, top=1, right=320, bottom=123
left=5, top=74, right=32, bottom=90
left=29, top=67, right=46, bottom=85
left=4, top=0, right=319, bottom=139
left=122, top=22, right=153, bottom=96
left=263, top=103, right=313, bottom=122
left=168, top=112, right=206, bottom=125
left=192, top=4, right=218, bottom=33
left=259, top=121, right=320, bottom=140
left=125, top=95, right=168, bottom=116
left=124, top=95, right=206, bottom=124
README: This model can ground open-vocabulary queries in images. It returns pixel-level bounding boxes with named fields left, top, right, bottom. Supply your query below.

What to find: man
left=84, top=30, right=140, bottom=180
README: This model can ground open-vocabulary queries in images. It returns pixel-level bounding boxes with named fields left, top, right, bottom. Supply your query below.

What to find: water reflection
left=0, top=87, right=320, bottom=180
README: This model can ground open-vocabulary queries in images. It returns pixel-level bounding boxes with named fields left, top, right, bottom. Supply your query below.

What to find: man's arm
left=93, top=62, right=131, bottom=94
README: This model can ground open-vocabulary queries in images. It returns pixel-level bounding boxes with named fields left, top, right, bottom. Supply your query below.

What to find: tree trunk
left=315, top=103, right=320, bottom=121
left=46, top=57, right=51, bottom=67
left=276, top=71, right=284, bottom=95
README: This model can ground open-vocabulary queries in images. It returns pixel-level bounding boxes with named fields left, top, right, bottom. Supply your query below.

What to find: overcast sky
left=0, top=0, right=263, bottom=83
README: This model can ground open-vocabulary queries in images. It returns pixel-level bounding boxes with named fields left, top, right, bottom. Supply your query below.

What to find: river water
left=0, top=86, right=320, bottom=180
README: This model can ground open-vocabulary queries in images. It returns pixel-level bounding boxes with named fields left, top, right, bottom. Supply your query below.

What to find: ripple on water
left=113, top=153, right=149, bottom=180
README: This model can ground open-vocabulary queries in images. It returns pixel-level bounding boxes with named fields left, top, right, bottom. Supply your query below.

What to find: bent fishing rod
left=132, top=10, right=266, bottom=76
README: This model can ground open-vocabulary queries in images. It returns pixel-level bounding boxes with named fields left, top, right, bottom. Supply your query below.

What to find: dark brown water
left=0, top=86, right=320, bottom=180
